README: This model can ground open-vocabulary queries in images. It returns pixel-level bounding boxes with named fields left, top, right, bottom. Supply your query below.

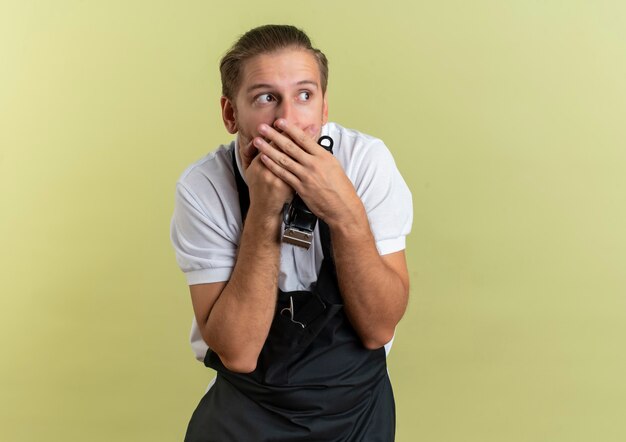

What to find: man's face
left=221, top=47, right=328, bottom=155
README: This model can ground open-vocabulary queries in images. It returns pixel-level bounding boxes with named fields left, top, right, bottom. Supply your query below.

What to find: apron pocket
left=259, top=291, right=343, bottom=385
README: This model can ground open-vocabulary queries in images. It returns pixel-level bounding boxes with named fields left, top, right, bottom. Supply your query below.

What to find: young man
left=171, top=24, right=412, bottom=441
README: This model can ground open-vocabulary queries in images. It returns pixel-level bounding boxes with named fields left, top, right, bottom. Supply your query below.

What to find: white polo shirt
left=171, top=122, right=413, bottom=360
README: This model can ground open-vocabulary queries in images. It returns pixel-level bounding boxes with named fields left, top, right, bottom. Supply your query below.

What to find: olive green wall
left=1, top=1, right=625, bottom=441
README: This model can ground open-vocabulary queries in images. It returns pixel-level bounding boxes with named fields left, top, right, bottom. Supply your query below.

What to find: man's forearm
left=328, top=203, right=409, bottom=349
left=203, top=208, right=283, bottom=372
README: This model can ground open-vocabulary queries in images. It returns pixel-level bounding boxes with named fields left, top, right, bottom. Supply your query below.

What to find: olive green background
left=1, top=1, right=625, bottom=441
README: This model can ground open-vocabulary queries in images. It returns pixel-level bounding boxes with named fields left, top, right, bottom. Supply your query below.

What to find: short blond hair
left=220, top=24, right=329, bottom=100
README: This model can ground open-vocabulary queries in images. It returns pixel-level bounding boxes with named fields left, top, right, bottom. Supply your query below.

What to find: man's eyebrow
left=295, top=80, right=319, bottom=89
left=245, top=80, right=319, bottom=94
left=246, top=83, right=274, bottom=94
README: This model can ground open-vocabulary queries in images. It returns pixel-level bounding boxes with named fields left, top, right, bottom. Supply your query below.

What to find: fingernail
left=258, top=124, right=269, bottom=134
left=275, top=119, right=286, bottom=129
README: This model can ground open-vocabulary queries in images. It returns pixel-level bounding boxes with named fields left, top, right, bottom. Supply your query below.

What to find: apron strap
left=231, top=147, right=250, bottom=221
left=318, top=221, right=336, bottom=274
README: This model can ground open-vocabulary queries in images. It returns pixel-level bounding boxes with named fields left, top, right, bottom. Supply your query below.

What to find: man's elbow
left=220, top=355, right=258, bottom=374
left=361, top=329, right=395, bottom=351
left=201, top=330, right=259, bottom=373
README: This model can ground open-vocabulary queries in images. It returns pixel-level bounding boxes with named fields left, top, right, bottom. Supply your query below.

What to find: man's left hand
left=252, top=119, right=362, bottom=227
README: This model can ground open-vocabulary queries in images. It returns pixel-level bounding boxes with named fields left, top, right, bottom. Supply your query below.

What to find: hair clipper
left=282, top=135, right=334, bottom=249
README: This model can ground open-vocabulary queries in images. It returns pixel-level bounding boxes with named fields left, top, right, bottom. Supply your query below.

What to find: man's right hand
left=244, top=144, right=294, bottom=219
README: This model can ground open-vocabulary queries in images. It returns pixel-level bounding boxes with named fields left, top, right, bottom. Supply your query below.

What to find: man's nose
left=276, top=101, right=297, bottom=124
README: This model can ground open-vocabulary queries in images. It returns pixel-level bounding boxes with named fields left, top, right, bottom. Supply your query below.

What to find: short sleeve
left=349, top=139, right=413, bottom=255
left=170, top=175, right=240, bottom=285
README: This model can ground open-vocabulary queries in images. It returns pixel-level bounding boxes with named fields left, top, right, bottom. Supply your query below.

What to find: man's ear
left=321, top=95, right=329, bottom=126
left=221, top=96, right=238, bottom=134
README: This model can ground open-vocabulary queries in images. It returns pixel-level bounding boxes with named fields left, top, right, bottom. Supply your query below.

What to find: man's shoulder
left=176, top=141, right=236, bottom=190
left=325, top=122, right=381, bottom=146
left=326, top=122, right=391, bottom=170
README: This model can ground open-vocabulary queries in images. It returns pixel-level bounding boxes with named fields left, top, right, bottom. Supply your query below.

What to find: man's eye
left=255, top=94, right=275, bottom=104
left=298, top=91, right=310, bottom=101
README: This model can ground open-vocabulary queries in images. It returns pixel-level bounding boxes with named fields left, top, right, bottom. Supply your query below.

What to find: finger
left=253, top=136, right=307, bottom=178
left=273, top=119, right=323, bottom=155
left=258, top=122, right=319, bottom=160
left=257, top=124, right=312, bottom=166
left=259, top=152, right=301, bottom=191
